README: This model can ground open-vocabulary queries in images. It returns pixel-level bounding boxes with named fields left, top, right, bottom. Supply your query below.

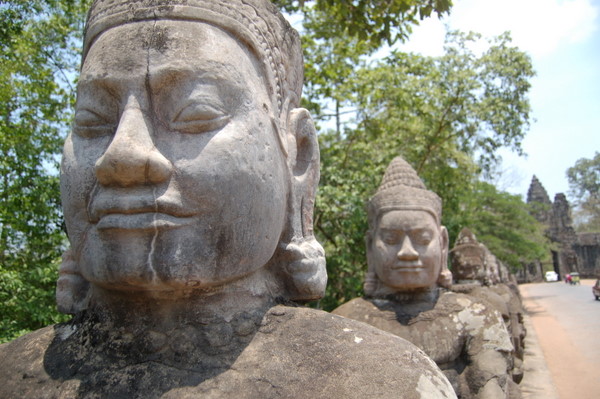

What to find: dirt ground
left=520, top=280, right=599, bottom=399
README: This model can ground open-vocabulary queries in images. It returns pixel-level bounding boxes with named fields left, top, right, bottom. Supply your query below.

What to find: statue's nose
left=95, top=97, right=172, bottom=187
left=397, top=237, right=419, bottom=260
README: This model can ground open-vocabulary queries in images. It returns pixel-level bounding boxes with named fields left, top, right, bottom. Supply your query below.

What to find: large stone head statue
left=364, top=156, right=451, bottom=297
left=57, top=0, right=326, bottom=313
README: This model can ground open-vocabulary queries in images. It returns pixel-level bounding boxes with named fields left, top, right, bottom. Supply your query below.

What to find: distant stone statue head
left=364, top=156, right=450, bottom=297
left=57, top=0, right=326, bottom=314
left=483, top=249, right=502, bottom=285
left=449, top=228, right=487, bottom=282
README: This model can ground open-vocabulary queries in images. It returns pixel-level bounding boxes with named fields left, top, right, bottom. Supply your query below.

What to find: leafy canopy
left=0, top=0, right=90, bottom=342
left=275, top=0, right=452, bottom=47
left=567, top=152, right=600, bottom=232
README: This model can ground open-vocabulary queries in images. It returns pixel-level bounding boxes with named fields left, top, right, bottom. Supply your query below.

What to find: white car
left=545, top=271, right=559, bottom=282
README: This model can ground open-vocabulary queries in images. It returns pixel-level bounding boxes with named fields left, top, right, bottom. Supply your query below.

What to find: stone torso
left=451, top=282, right=526, bottom=384
left=0, top=305, right=456, bottom=399
left=332, top=292, right=514, bottom=399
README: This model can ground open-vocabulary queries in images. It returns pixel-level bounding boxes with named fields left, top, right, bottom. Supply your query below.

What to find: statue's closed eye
left=411, top=230, right=433, bottom=246
left=171, top=102, right=230, bottom=134
left=73, top=109, right=115, bottom=138
left=380, top=231, right=402, bottom=245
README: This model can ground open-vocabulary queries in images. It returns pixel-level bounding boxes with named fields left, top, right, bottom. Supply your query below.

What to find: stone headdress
left=450, top=228, right=485, bottom=265
left=453, top=227, right=478, bottom=247
left=367, top=156, right=442, bottom=227
left=83, top=0, right=303, bottom=125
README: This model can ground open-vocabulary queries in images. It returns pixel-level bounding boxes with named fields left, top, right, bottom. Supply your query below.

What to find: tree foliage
left=274, top=0, right=452, bottom=47
left=567, top=152, right=600, bottom=232
left=0, top=0, right=89, bottom=342
left=463, top=182, right=552, bottom=270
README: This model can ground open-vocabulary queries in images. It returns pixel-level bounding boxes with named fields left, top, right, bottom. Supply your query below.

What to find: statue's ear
left=364, top=229, right=375, bottom=273
left=437, top=226, right=452, bottom=288
left=279, top=108, right=326, bottom=301
left=440, top=226, right=449, bottom=265
left=364, top=230, right=378, bottom=296
left=286, top=108, right=320, bottom=240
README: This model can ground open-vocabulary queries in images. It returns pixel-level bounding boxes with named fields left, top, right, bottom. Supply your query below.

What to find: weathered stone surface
left=333, top=156, right=516, bottom=398
left=450, top=227, right=526, bottom=386
left=0, top=306, right=455, bottom=399
left=451, top=283, right=526, bottom=387
left=526, top=175, right=550, bottom=204
left=334, top=294, right=515, bottom=399
left=0, top=1, right=457, bottom=398
left=574, top=232, right=600, bottom=275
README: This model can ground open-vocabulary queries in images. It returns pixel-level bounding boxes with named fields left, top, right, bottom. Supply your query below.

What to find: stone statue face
left=485, top=253, right=501, bottom=285
left=455, top=258, right=482, bottom=280
left=369, top=210, right=448, bottom=290
left=61, top=21, right=289, bottom=291
left=453, top=250, right=485, bottom=281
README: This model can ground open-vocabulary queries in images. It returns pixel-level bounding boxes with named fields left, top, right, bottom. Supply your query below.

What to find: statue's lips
left=391, top=262, right=424, bottom=271
left=95, top=212, right=196, bottom=231
left=89, top=195, right=196, bottom=231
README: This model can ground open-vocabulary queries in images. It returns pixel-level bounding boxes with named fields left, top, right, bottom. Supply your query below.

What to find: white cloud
left=399, top=18, right=447, bottom=56
left=446, top=0, right=598, bottom=58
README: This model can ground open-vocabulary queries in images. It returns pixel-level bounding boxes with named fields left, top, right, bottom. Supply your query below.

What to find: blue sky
left=399, top=0, right=600, bottom=202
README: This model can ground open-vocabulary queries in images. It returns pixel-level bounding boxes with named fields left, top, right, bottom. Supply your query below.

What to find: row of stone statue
left=0, top=1, right=525, bottom=398
left=332, top=156, right=527, bottom=399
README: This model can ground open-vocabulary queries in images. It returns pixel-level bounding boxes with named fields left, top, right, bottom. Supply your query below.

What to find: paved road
left=520, top=280, right=600, bottom=399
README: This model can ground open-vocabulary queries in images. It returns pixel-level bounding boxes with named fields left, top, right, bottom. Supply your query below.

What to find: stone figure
left=333, top=156, right=517, bottom=399
left=449, top=228, right=487, bottom=284
left=484, top=250, right=502, bottom=285
left=0, top=1, right=457, bottom=398
left=450, top=228, right=526, bottom=386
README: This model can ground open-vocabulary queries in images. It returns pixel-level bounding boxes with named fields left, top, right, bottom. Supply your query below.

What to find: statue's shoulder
left=330, top=296, right=378, bottom=318
left=244, top=305, right=456, bottom=398
left=437, top=292, right=513, bottom=350
left=438, top=290, right=486, bottom=309
left=0, top=324, right=68, bottom=397
left=0, top=324, right=56, bottom=364
left=0, top=309, right=457, bottom=399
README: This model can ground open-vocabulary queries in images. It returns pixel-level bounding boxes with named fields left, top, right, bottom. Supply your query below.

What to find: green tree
left=275, top=0, right=452, bottom=47
left=463, top=182, right=552, bottom=271
left=314, top=31, right=536, bottom=310
left=567, top=152, right=600, bottom=232
left=0, top=0, right=89, bottom=342
left=278, top=1, right=453, bottom=134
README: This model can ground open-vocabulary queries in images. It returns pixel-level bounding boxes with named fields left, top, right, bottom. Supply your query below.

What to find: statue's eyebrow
left=379, top=223, right=433, bottom=232
left=75, top=79, right=120, bottom=115
left=76, top=75, right=126, bottom=101
left=378, top=227, right=404, bottom=236
left=148, top=62, right=245, bottom=91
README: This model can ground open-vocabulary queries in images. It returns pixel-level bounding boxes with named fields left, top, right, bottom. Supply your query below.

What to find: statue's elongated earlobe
left=281, top=239, right=326, bottom=301
left=56, top=249, right=90, bottom=315
left=279, top=108, right=327, bottom=301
